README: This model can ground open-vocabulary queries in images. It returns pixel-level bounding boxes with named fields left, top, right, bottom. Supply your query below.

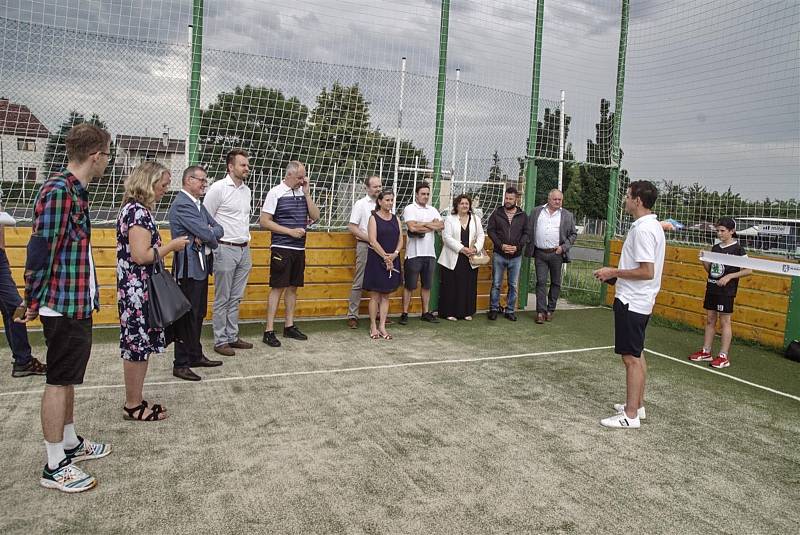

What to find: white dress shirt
left=535, top=206, right=562, bottom=249
left=349, top=195, right=377, bottom=238
left=202, top=174, right=251, bottom=244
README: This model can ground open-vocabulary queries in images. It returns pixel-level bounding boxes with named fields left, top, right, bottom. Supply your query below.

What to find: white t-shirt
left=202, top=174, right=252, bottom=244
left=615, top=213, right=666, bottom=315
left=349, top=195, right=376, bottom=238
left=535, top=206, right=562, bottom=249
left=402, top=202, right=442, bottom=259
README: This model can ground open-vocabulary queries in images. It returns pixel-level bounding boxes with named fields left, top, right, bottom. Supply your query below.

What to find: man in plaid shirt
left=19, top=123, right=113, bottom=493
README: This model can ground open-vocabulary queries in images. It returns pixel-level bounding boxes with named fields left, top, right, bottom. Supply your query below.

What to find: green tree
left=198, top=85, right=309, bottom=180
left=531, top=107, right=576, bottom=205
left=43, top=111, right=115, bottom=178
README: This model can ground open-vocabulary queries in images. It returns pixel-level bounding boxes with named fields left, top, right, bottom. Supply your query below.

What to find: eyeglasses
left=94, top=151, right=111, bottom=157
left=189, top=175, right=208, bottom=183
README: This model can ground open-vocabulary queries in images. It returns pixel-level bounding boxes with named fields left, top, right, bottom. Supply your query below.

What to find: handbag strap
left=151, top=246, right=164, bottom=274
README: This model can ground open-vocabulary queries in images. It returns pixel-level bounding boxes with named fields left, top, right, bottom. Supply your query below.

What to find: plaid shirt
left=24, top=171, right=99, bottom=318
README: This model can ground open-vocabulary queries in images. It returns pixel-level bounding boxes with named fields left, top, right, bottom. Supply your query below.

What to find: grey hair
left=285, top=160, right=305, bottom=176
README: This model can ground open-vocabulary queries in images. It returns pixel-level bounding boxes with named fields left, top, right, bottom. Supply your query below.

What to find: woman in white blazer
left=437, top=194, right=485, bottom=321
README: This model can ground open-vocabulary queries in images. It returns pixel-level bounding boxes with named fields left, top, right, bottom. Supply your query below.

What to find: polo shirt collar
left=631, top=213, right=657, bottom=228
left=224, top=174, right=248, bottom=189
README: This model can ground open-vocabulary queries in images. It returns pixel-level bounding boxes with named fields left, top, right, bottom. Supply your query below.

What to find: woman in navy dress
left=363, top=190, right=402, bottom=340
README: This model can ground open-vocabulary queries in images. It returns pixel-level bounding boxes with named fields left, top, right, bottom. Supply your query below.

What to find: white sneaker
left=40, top=458, right=97, bottom=493
left=600, top=412, right=640, bottom=429
left=613, top=403, right=646, bottom=420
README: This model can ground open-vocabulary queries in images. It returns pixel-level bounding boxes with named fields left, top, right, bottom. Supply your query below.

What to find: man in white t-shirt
left=400, top=182, right=444, bottom=324
left=346, top=175, right=382, bottom=329
left=594, top=180, right=665, bottom=429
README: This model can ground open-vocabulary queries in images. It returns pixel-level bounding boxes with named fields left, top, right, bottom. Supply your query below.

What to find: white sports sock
left=45, top=440, right=66, bottom=470
left=702, top=347, right=711, bottom=353
left=63, top=423, right=80, bottom=450
left=719, top=352, right=728, bottom=359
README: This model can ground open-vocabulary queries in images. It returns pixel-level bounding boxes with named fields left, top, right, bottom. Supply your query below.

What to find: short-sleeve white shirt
left=202, top=174, right=251, bottom=244
left=402, top=202, right=442, bottom=259
left=349, top=195, right=376, bottom=238
left=615, top=213, right=666, bottom=315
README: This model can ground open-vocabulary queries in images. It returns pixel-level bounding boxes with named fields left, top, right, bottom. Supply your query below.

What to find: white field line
left=2, top=345, right=797, bottom=403
left=0, top=346, right=613, bottom=398
left=644, top=348, right=800, bottom=403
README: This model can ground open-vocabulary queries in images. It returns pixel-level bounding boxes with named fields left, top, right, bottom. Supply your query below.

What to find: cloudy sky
left=1, top=0, right=797, bottom=200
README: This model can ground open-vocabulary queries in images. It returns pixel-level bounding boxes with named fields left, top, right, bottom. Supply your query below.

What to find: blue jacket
left=168, top=191, right=224, bottom=280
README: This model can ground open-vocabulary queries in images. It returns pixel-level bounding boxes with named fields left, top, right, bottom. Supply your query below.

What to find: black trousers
left=534, top=248, right=564, bottom=314
left=173, top=277, right=208, bottom=368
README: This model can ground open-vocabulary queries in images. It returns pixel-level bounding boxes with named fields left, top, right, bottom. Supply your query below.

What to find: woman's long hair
left=451, top=193, right=472, bottom=215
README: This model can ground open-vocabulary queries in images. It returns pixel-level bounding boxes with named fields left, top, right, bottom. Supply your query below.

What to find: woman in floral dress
left=117, top=161, right=188, bottom=421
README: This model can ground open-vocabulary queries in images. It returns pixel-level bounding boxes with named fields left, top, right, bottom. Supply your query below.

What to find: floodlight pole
left=518, top=0, right=545, bottom=310
left=393, top=57, right=406, bottom=213
left=187, top=0, right=204, bottom=165
left=429, top=0, right=451, bottom=312
left=600, top=0, right=630, bottom=305
left=558, top=89, right=565, bottom=190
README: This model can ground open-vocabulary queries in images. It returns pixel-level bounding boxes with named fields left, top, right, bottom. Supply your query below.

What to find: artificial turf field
left=1, top=307, right=798, bottom=534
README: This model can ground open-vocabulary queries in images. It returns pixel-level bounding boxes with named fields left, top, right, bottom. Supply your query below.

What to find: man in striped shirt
left=259, top=161, right=320, bottom=347
left=20, top=123, right=113, bottom=492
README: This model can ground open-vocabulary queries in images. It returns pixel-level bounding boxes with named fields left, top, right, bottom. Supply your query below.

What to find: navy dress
left=363, top=212, right=401, bottom=293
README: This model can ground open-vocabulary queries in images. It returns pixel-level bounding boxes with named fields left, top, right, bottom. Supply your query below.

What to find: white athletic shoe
left=600, top=412, right=640, bottom=429
left=613, top=403, right=646, bottom=420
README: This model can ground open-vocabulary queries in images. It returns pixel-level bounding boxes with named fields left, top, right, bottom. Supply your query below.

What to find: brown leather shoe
left=347, top=318, right=358, bottom=329
left=545, top=312, right=553, bottom=322
left=228, top=339, right=253, bottom=349
left=535, top=313, right=545, bottom=324
left=213, top=344, right=235, bottom=356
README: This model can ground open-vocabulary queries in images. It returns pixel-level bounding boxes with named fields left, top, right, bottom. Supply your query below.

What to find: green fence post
left=785, top=277, right=800, bottom=348
left=429, top=0, right=450, bottom=312
left=518, top=0, right=545, bottom=310
left=600, top=0, right=630, bottom=305
left=187, top=0, right=204, bottom=166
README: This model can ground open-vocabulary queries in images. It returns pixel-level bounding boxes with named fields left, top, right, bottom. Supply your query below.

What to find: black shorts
left=404, top=256, right=436, bottom=290
left=41, top=315, right=93, bottom=386
left=270, top=248, right=305, bottom=288
left=703, top=292, right=734, bottom=314
left=613, top=298, right=650, bottom=358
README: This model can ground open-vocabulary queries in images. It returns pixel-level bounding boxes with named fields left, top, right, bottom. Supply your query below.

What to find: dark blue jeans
left=0, top=248, right=32, bottom=365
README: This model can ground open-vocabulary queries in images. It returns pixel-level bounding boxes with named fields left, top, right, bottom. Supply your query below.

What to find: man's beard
left=504, top=203, right=516, bottom=210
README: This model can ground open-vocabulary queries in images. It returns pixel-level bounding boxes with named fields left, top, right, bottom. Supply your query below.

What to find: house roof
left=0, top=98, right=50, bottom=138
left=116, top=134, right=185, bottom=154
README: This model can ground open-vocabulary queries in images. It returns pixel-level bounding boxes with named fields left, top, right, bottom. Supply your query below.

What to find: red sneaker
left=688, top=349, right=712, bottom=362
left=710, top=356, right=730, bottom=369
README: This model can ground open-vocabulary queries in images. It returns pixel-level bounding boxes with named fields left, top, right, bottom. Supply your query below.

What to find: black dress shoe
left=487, top=310, right=498, bottom=321
left=189, top=356, right=223, bottom=368
left=173, top=367, right=201, bottom=381
left=504, top=312, right=518, bottom=322
left=283, top=325, right=308, bottom=340
left=263, top=331, right=281, bottom=347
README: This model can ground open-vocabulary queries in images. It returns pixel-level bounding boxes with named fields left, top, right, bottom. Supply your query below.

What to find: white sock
left=63, top=423, right=80, bottom=450
left=702, top=347, right=711, bottom=353
left=719, top=352, right=728, bottom=359
left=45, top=441, right=66, bottom=470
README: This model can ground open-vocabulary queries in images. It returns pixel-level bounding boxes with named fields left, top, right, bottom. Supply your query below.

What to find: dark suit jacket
left=525, top=206, right=578, bottom=262
left=168, top=191, right=224, bottom=280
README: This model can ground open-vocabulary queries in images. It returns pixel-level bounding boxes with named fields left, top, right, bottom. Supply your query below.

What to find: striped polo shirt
left=262, top=182, right=309, bottom=250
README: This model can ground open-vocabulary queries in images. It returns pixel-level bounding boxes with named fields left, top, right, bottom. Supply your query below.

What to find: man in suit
left=168, top=165, right=225, bottom=381
left=526, top=188, right=578, bottom=324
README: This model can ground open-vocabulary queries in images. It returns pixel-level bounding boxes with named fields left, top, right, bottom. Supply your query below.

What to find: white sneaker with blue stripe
left=40, top=458, right=96, bottom=493
left=65, top=436, right=112, bottom=463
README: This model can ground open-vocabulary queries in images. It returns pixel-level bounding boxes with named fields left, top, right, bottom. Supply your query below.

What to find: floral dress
left=117, top=201, right=165, bottom=361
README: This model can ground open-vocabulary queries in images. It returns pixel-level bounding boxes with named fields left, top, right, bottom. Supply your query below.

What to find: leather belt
left=537, top=247, right=558, bottom=253
left=219, top=240, right=248, bottom=247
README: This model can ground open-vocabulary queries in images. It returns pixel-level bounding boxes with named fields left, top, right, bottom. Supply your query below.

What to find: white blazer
left=438, top=213, right=485, bottom=270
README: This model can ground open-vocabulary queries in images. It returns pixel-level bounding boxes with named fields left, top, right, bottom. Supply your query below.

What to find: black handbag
left=147, top=246, right=192, bottom=330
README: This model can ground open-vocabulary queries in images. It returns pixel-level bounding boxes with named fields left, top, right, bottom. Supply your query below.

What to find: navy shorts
left=613, top=298, right=650, bottom=358
left=404, top=256, right=436, bottom=290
